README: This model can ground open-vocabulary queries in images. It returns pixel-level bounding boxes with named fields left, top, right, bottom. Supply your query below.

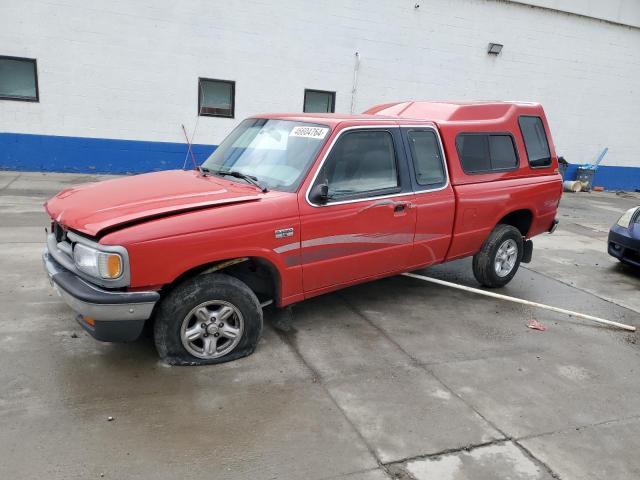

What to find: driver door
left=298, top=127, right=416, bottom=294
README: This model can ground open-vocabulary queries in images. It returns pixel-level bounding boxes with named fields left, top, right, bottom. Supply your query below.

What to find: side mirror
left=310, top=183, right=329, bottom=204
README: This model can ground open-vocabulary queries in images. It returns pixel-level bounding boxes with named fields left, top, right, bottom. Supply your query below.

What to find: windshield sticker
left=289, top=126, right=329, bottom=139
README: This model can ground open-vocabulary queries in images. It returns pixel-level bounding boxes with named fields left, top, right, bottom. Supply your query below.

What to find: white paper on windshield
left=289, top=126, right=329, bottom=139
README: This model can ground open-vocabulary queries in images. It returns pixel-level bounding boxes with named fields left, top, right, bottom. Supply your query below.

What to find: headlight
left=73, top=243, right=123, bottom=279
left=616, top=207, right=639, bottom=229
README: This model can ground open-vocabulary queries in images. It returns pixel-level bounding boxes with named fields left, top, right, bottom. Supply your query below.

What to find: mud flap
left=522, top=240, right=533, bottom=263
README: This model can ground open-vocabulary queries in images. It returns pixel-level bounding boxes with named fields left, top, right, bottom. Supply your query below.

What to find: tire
left=154, top=273, right=263, bottom=366
left=472, top=224, right=524, bottom=288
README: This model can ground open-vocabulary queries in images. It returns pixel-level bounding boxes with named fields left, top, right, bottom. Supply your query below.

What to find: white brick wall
left=0, top=0, right=639, bottom=167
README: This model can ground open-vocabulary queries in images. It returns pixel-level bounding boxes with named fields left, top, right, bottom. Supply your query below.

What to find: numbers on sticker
left=289, top=126, right=329, bottom=139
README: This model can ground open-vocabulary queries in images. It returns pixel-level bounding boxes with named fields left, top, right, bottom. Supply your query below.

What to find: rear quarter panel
left=446, top=175, right=562, bottom=260
left=438, top=104, right=562, bottom=260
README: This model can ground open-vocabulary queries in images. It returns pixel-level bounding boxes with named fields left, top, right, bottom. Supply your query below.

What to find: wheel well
left=498, top=209, right=533, bottom=237
left=164, top=257, right=281, bottom=307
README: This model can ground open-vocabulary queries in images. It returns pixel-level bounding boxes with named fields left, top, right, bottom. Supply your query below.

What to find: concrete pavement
left=1, top=171, right=639, bottom=479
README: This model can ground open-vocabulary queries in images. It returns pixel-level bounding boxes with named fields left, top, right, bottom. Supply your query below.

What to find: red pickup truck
left=43, top=101, right=562, bottom=365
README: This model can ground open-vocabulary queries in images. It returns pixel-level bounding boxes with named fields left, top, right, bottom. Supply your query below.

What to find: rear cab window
left=455, top=133, right=518, bottom=174
left=518, top=116, right=551, bottom=168
left=404, top=129, right=447, bottom=189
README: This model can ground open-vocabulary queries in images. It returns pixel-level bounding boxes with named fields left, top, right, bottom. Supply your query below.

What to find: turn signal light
left=105, top=254, right=123, bottom=279
left=96, top=252, right=123, bottom=279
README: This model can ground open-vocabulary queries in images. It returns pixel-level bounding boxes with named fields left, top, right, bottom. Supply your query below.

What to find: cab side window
left=407, top=130, right=446, bottom=187
left=319, top=130, right=399, bottom=200
left=519, top=116, right=551, bottom=168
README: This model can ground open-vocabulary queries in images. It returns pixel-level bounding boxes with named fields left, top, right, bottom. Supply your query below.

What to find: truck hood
left=45, top=170, right=263, bottom=237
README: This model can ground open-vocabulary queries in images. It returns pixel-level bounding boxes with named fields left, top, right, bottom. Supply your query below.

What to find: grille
left=53, top=221, right=67, bottom=242
left=626, top=248, right=640, bottom=264
left=51, top=222, right=74, bottom=262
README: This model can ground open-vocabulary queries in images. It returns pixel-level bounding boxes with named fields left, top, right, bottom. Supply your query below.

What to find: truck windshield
left=201, top=118, right=330, bottom=192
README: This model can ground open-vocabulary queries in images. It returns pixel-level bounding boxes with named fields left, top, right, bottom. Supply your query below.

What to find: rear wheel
left=154, top=273, right=263, bottom=365
left=472, top=224, right=523, bottom=288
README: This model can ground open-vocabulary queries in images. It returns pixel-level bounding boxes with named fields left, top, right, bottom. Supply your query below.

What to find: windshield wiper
left=213, top=169, right=268, bottom=193
left=198, top=166, right=210, bottom=176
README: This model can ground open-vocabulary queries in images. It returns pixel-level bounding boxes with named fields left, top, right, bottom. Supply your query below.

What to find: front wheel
left=472, top=224, right=524, bottom=288
left=154, top=273, right=263, bottom=365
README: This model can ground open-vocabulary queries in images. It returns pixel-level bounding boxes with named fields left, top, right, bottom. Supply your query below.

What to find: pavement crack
left=0, top=173, right=22, bottom=192
left=513, top=440, right=562, bottom=479
left=384, top=438, right=508, bottom=466
left=383, top=438, right=563, bottom=479
left=516, top=413, right=640, bottom=443
left=316, top=467, right=393, bottom=480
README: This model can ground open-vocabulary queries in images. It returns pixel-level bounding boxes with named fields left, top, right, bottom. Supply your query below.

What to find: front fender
left=100, top=193, right=303, bottom=303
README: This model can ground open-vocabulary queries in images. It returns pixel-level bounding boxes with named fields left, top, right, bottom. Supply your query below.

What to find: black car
left=608, top=206, right=640, bottom=268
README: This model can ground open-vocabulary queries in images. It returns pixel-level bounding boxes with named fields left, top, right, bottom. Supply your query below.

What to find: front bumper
left=608, top=227, right=640, bottom=268
left=43, top=250, right=160, bottom=341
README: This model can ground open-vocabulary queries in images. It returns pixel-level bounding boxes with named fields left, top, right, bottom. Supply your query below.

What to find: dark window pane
left=199, top=79, right=234, bottom=117
left=0, top=57, right=37, bottom=100
left=322, top=130, right=398, bottom=197
left=407, top=130, right=445, bottom=186
left=304, top=90, right=335, bottom=113
left=457, top=134, right=490, bottom=173
left=489, top=135, right=517, bottom=170
left=519, top=116, right=551, bottom=167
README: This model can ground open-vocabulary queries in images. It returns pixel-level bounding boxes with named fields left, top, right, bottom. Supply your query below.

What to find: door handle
left=358, top=199, right=413, bottom=214
left=358, top=199, right=395, bottom=213
left=393, top=201, right=413, bottom=211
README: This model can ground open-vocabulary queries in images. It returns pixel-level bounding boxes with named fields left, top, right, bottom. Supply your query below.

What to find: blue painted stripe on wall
left=563, top=164, right=640, bottom=192
left=1, top=132, right=638, bottom=191
left=0, top=132, right=216, bottom=174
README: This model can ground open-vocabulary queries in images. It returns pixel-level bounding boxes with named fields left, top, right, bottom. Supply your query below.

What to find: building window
left=456, top=133, right=519, bottom=174
left=518, top=116, right=551, bottom=168
left=198, top=78, right=234, bottom=118
left=0, top=56, right=39, bottom=102
left=303, top=89, right=335, bottom=113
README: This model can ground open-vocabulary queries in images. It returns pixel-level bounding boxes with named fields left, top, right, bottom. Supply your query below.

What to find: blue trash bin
left=576, top=166, right=596, bottom=192
left=558, top=162, right=568, bottom=179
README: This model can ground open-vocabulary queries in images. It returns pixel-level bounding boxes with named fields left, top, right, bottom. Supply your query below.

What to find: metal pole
left=401, top=272, right=636, bottom=332
left=350, top=52, right=360, bottom=114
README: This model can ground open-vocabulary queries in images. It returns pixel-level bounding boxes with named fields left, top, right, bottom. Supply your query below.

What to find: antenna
left=182, top=81, right=206, bottom=170
left=181, top=123, right=198, bottom=170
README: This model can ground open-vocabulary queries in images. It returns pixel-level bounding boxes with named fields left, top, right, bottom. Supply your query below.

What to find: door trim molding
left=305, top=124, right=451, bottom=208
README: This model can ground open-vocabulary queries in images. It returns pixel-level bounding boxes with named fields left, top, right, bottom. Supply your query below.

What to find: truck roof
left=256, top=101, right=544, bottom=126
left=252, top=112, right=398, bottom=126
left=364, top=101, right=544, bottom=123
